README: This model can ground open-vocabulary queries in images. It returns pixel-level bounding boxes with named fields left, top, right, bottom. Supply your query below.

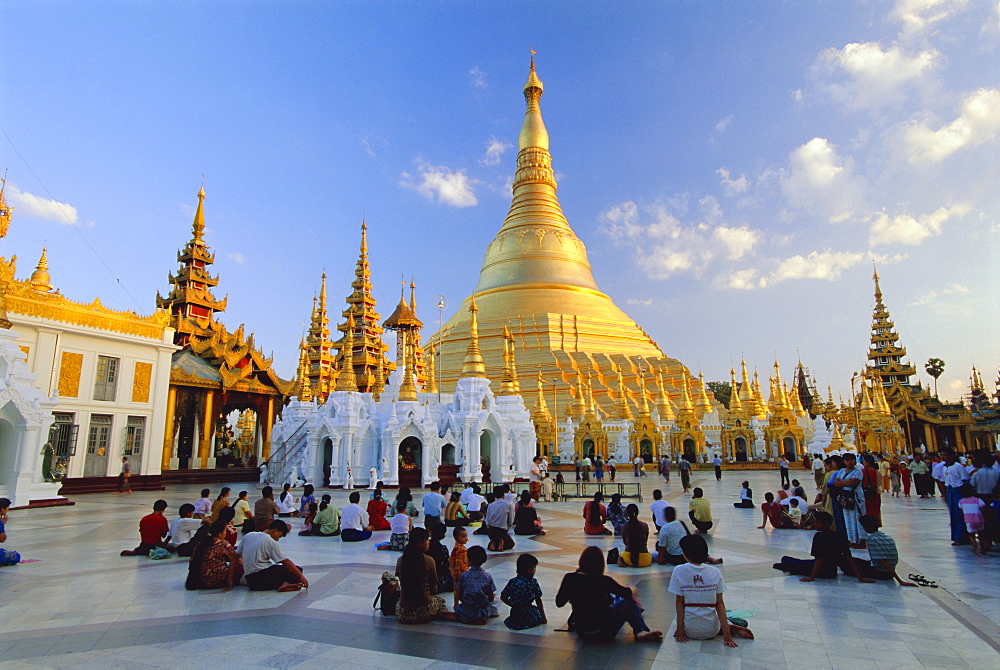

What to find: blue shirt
left=421, top=491, right=445, bottom=517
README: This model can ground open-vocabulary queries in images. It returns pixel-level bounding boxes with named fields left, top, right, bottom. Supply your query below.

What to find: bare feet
left=636, top=630, right=663, bottom=642
left=277, top=582, right=304, bottom=592
left=730, top=625, right=754, bottom=639
left=707, top=557, right=723, bottom=565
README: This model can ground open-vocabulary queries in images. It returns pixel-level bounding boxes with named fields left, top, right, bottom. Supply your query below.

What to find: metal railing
left=556, top=481, right=643, bottom=502
left=265, top=420, right=309, bottom=485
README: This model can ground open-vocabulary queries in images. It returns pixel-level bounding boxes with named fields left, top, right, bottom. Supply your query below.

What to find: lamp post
left=435, top=295, right=446, bottom=403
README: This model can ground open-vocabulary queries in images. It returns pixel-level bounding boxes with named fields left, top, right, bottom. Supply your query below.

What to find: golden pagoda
left=531, top=371, right=557, bottom=457
left=629, top=370, right=661, bottom=460
left=332, top=222, right=394, bottom=392
left=303, top=274, right=336, bottom=403
left=428, top=56, right=699, bottom=425
left=721, top=366, right=756, bottom=461
left=383, top=278, right=427, bottom=387
left=670, top=368, right=705, bottom=459
left=763, top=361, right=805, bottom=460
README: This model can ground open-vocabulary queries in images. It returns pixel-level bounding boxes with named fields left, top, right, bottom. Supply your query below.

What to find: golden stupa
left=429, top=57, right=703, bottom=418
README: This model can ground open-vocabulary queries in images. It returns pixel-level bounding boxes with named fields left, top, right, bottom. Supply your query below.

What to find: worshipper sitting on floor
left=298, top=484, right=316, bottom=518
left=193, top=489, right=212, bottom=519
left=371, top=480, right=385, bottom=501
left=655, top=506, right=724, bottom=566
left=232, top=490, right=254, bottom=534
left=216, top=505, right=239, bottom=546
left=185, top=520, right=244, bottom=591
left=367, top=490, right=391, bottom=531
left=393, top=487, right=420, bottom=519
left=208, top=488, right=231, bottom=523
left=771, top=511, right=876, bottom=583
left=583, top=491, right=612, bottom=535
left=758, top=492, right=790, bottom=529
left=783, top=498, right=804, bottom=529
left=501, top=553, right=546, bottom=630
left=618, top=504, right=653, bottom=568
left=555, top=545, right=663, bottom=642
left=688, top=488, right=714, bottom=534
left=444, top=492, right=471, bottom=527
left=298, top=502, right=319, bottom=536
left=474, top=492, right=496, bottom=535
left=340, top=491, right=374, bottom=542
left=607, top=493, right=628, bottom=536
left=378, top=499, right=411, bottom=551
left=168, top=503, right=207, bottom=557
left=449, top=526, right=470, bottom=607
left=236, top=520, right=307, bottom=592
left=776, top=483, right=791, bottom=502
left=670, top=534, right=753, bottom=647
left=121, top=499, right=172, bottom=556
left=856, top=515, right=916, bottom=585
left=513, top=490, right=545, bottom=536
left=427, top=523, right=454, bottom=593
left=454, top=546, right=498, bottom=625
left=276, top=484, right=299, bottom=517
left=485, top=488, right=516, bottom=552
left=733, top=481, right=755, bottom=508
left=254, top=487, right=281, bottom=531
left=650, top=489, right=669, bottom=531
left=395, top=527, right=457, bottom=624
left=464, top=484, right=486, bottom=523
left=311, top=495, right=341, bottom=537
left=0, top=498, right=20, bottom=567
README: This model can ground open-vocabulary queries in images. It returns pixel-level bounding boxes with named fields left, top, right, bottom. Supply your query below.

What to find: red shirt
left=762, top=502, right=784, bottom=528
left=139, top=512, right=169, bottom=545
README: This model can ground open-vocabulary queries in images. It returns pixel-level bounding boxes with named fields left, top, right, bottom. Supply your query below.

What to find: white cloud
left=400, top=161, right=478, bottom=207
left=902, top=88, right=1000, bottom=164
left=715, top=115, right=733, bottom=133
left=716, top=168, right=749, bottom=195
left=469, top=66, right=486, bottom=88
left=816, top=41, right=938, bottom=110
left=868, top=203, right=971, bottom=245
left=640, top=248, right=701, bottom=278
left=725, top=268, right=762, bottom=290
left=228, top=252, right=245, bottom=264
left=891, top=0, right=969, bottom=36
left=909, top=282, right=969, bottom=306
left=769, top=250, right=865, bottom=284
left=598, top=201, right=643, bottom=240
left=479, top=136, right=512, bottom=166
left=714, top=226, right=759, bottom=260
left=7, top=185, right=79, bottom=225
left=626, top=298, right=653, bottom=306
left=782, top=138, right=863, bottom=223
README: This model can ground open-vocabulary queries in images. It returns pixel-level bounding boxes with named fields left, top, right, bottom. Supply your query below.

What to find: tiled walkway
left=1, top=468, right=997, bottom=669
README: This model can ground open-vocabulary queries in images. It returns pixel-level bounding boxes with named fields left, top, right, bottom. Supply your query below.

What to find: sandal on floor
left=908, top=574, right=938, bottom=588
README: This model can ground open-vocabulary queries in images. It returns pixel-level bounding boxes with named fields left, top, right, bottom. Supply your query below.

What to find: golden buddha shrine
left=429, top=58, right=709, bottom=453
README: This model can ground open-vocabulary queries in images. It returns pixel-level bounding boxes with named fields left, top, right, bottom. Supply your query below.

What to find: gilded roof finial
left=460, top=295, right=487, bottom=378
left=409, top=277, right=417, bottom=314
left=637, top=369, right=651, bottom=418
left=424, top=342, right=438, bottom=394
left=360, top=219, right=368, bottom=256
left=519, top=51, right=549, bottom=151
left=372, top=353, right=385, bottom=401
left=30, top=247, right=53, bottom=292
left=729, top=367, right=743, bottom=414
left=192, top=183, right=206, bottom=242
left=873, top=260, right=882, bottom=302
left=0, top=170, right=12, bottom=238
left=336, top=313, right=358, bottom=391
left=615, top=367, right=634, bottom=420
left=398, top=329, right=418, bottom=401
left=533, top=370, right=551, bottom=420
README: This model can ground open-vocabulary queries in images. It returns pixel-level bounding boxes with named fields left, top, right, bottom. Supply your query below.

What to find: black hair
left=200, top=489, right=210, bottom=498
left=216, top=487, right=230, bottom=501
left=429, top=481, right=440, bottom=491
left=267, top=520, right=289, bottom=535
left=692, top=487, right=703, bottom=498
left=516, top=553, right=538, bottom=576
left=395, top=499, right=408, bottom=514
left=665, top=506, right=677, bottom=522
left=262, top=486, right=273, bottom=498
left=588, top=491, right=604, bottom=526
left=450, top=491, right=461, bottom=502
left=400, top=527, right=431, bottom=585
left=679, top=533, right=709, bottom=563
left=349, top=491, right=360, bottom=504
left=452, top=525, right=467, bottom=539
left=396, top=487, right=413, bottom=503
left=813, top=511, right=834, bottom=527
left=467, top=545, right=487, bottom=567
left=0, top=497, right=10, bottom=511
left=859, top=514, right=879, bottom=533
left=430, top=523, right=446, bottom=542
left=303, top=484, right=314, bottom=497
left=653, top=489, right=662, bottom=500
left=218, top=506, right=235, bottom=523
left=153, top=499, right=168, bottom=511
left=179, top=503, right=195, bottom=517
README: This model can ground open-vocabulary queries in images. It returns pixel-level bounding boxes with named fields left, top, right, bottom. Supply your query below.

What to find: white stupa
left=807, top=415, right=832, bottom=454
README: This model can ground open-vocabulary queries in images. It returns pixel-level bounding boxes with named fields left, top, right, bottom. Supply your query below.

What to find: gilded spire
left=296, top=336, right=312, bottom=402
left=424, top=343, right=438, bottom=394
left=520, top=52, right=548, bottom=151
left=335, top=313, right=358, bottom=391
left=192, top=185, right=206, bottom=242
left=30, top=247, right=53, bottom=292
left=398, top=330, right=418, bottom=402
left=498, top=323, right=521, bottom=396
left=696, top=371, right=712, bottom=415
left=409, top=277, right=417, bottom=315
left=614, top=367, right=634, bottom=420
left=460, top=295, right=487, bottom=378
left=680, top=369, right=694, bottom=412
left=752, top=370, right=766, bottom=417
left=532, top=371, right=552, bottom=420
left=637, top=370, right=652, bottom=418
left=0, top=172, right=12, bottom=238
left=305, top=273, right=336, bottom=402
left=729, top=368, right=743, bottom=414
left=655, top=371, right=676, bottom=421
left=372, top=354, right=385, bottom=401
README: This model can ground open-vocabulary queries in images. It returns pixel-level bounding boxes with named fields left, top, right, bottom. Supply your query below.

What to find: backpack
left=373, top=572, right=400, bottom=616
left=606, top=547, right=620, bottom=565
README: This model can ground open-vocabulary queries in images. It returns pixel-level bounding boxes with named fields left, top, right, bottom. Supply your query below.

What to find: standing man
left=942, top=450, right=970, bottom=546
left=661, top=454, right=671, bottom=483
left=582, top=455, right=592, bottom=482
left=779, top=456, right=790, bottom=488
left=115, top=457, right=132, bottom=495
left=633, top=455, right=644, bottom=477
left=812, top=454, right=826, bottom=490
left=678, top=457, right=692, bottom=493
left=712, top=454, right=723, bottom=481
left=574, top=456, right=582, bottom=482
left=529, top=457, right=542, bottom=502
left=422, top=481, right=447, bottom=533
left=607, top=456, right=617, bottom=482
left=931, top=454, right=947, bottom=498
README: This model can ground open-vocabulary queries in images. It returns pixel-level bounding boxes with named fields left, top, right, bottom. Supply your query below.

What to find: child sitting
left=783, top=498, right=803, bottom=528
left=454, top=545, right=498, bottom=625
left=377, top=499, right=411, bottom=551
left=501, top=553, right=547, bottom=630
left=0, top=498, right=20, bottom=566
left=733, top=481, right=755, bottom=508
left=449, top=526, right=470, bottom=607
left=170, top=503, right=207, bottom=556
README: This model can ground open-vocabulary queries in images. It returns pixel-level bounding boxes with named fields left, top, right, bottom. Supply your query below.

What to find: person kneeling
left=236, top=520, right=308, bottom=592
left=340, top=492, right=374, bottom=542
left=454, top=546, right=498, bottom=625
left=670, top=534, right=752, bottom=647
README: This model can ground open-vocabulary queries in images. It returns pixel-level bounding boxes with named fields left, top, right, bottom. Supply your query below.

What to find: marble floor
left=1, top=468, right=997, bottom=669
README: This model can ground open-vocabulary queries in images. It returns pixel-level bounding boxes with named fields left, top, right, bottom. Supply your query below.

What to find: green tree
left=925, top=358, right=945, bottom=397
left=706, top=381, right=732, bottom=409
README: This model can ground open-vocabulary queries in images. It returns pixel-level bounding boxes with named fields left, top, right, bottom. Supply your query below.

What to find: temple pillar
left=262, top=396, right=275, bottom=459
left=198, top=390, right=214, bottom=468
left=161, top=386, right=176, bottom=470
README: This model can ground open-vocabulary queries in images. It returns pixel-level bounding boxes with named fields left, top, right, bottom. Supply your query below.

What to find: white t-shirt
left=340, top=503, right=369, bottom=531
left=931, top=461, right=946, bottom=481
left=812, top=458, right=824, bottom=471
left=650, top=499, right=669, bottom=527
left=460, top=487, right=476, bottom=506
left=657, top=520, right=687, bottom=555
left=277, top=492, right=297, bottom=515
left=169, top=517, right=203, bottom=545
left=236, top=532, right=287, bottom=575
left=389, top=511, right=411, bottom=534
left=668, top=562, right=726, bottom=639
left=466, top=494, right=485, bottom=513
left=529, top=463, right=541, bottom=482
left=781, top=496, right=808, bottom=511
left=583, top=457, right=592, bottom=467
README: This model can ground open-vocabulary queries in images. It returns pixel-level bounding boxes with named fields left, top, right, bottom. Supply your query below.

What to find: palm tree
left=925, top=358, right=945, bottom=397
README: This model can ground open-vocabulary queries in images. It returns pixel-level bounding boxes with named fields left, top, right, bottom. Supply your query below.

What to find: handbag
left=373, top=572, right=400, bottom=616
left=606, top=547, right=620, bottom=565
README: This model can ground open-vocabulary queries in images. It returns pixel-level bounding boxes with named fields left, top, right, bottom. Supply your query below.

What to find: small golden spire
left=0, top=171, right=13, bottom=238
left=424, top=342, right=438, bottom=394
left=460, top=295, right=487, bottom=378
left=679, top=369, right=694, bottom=412
left=30, top=247, right=53, bottom=292
left=696, top=371, right=713, bottom=415
left=409, top=277, right=417, bottom=315
left=637, top=370, right=652, bottom=418
left=655, top=371, right=676, bottom=421
left=360, top=219, right=368, bottom=256
left=533, top=370, right=552, bottom=420
left=729, top=368, right=743, bottom=414
left=192, top=184, right=206, bottom=242
left=873, top=261, right=882, bottom=302
left=296, top=336, right=312, bottom=402
left=398, top=330, right=418, bottom=402
left=336, top=313, right=358, bottom=391
left=498, top=323, right=521, bottom=396
left=372, top=354, right=385, bottom=401
left=615, top=367, right=634, bottom=421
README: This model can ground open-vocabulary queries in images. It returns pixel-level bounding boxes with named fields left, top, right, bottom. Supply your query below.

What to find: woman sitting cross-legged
left=367, top=490, right=391, bottom=531
left=394, top=527, right=457, bottom=624
left=555, top=546, right=663, bottom=642
left=583, top=491, right=612, bottom=535
left=185, top=520, right=244, bottom=591
left=733, top=481, right=755, bottom=508
left=618, top=504, right=653, bottom=568
left=513, top=491, right=545, bottom=536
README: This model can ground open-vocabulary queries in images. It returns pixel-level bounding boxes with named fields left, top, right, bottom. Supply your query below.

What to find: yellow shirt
left=689, top=497, right=712, bottom=523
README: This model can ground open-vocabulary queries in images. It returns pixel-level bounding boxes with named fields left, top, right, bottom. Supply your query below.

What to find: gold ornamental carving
left=18, top=345, right=29, bottom=357
left=132, top=361, right=153, bottom=403
left=58, top=351, right=84, bottom=398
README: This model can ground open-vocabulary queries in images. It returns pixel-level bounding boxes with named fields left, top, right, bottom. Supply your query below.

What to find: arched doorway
left=0, top=417, right=17, bottom=492
left=640, top=438, right=653, bottom=462
left=735, top=437, right=748, bottom=462
left=442, top=444, right=455, bottom=465
left=783, top=436, right=797, bottom=461
left=399, top=436, right=422, bottom=487
left=683, top=437, right=696, bottom=461
left=480, top=432, right=493, bottom=483
left=582, top=438, right=595, bottom=459
left=321, top=438, right=333, bottom=487
left=439, top=443, right=458, bottom=487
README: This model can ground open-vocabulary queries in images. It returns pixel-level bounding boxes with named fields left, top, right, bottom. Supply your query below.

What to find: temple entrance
left=441, top=444, right=455, bottom=465
left=177, top=413, right=195, bottom=469
left=0, top=416, right=16, bottom=492
left=480, top=432, right=493, bottom=483
left=582, top=438, right=595, bottom=459
left=640, top=438, right=653, bottom=462
left=438, top=443, right=459, bottom=487
left=735, top=437, right=748, bottom=462
left=399, top=436, right=422, bottom=488
left=83, top=414, right=112, bottom=477
left=321, top=438, right=333, bottom=487
left=683, top=438, right=696, bottom=462
left=783, top=436, right=797, bottom=461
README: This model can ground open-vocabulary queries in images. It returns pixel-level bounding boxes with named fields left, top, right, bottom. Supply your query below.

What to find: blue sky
left=2, top=0, right=998, bottom=403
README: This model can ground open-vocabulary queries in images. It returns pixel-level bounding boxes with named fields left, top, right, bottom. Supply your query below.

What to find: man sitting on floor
left=236, top=520, right=308, bottom=592
left=856, top=515, right=917, bottom=586
left=169, top=503, right=207, bottom=556
left=340, top=491, right=374, bottom=542
left=121, top=500, right=172, bottom=556
left=772, top=512, right=876, bottom=583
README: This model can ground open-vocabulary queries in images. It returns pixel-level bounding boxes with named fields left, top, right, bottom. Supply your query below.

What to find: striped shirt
left=866, top=531, right=898, bottom=568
